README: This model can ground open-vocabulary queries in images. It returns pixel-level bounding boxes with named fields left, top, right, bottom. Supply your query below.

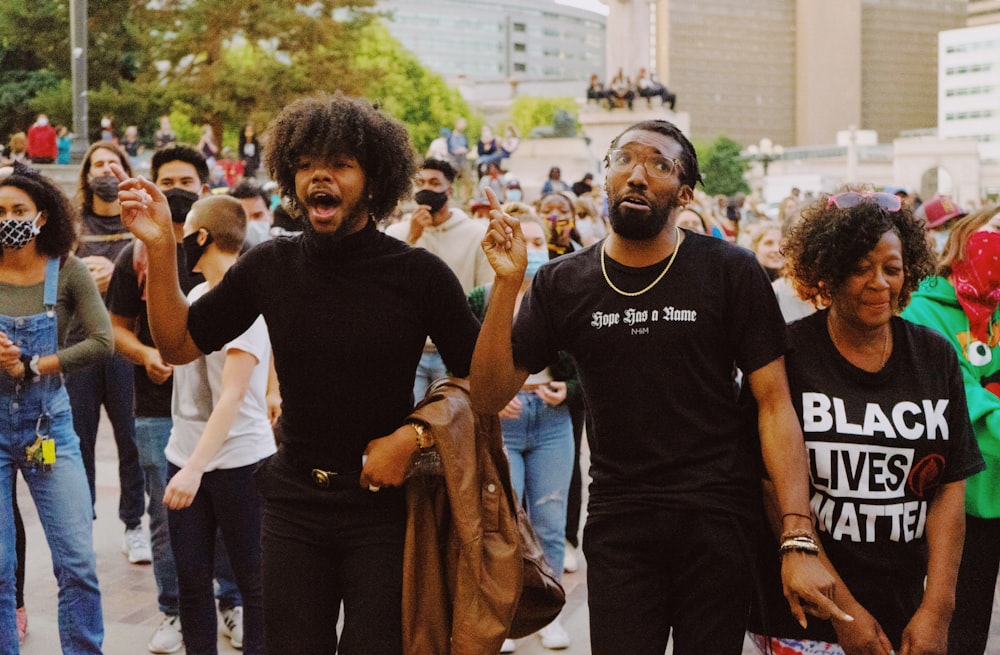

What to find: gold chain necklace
left=828, top=317, right=890, bottom=371
left=600, top=226, right=681, bottom=297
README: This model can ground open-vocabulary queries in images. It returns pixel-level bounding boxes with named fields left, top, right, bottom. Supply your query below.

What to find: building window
left=514, top=62, right=527, bottom=72
left=514, top=42, right=526, bottom=52
left=513, top=22, right=526, bottom=32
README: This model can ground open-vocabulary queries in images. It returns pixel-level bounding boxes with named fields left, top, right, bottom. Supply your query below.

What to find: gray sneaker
left=221, top=606, right=243, bottom=649
left=122, top=527, right=152, bottom=564
left=148, top=614, right=182, bottom=654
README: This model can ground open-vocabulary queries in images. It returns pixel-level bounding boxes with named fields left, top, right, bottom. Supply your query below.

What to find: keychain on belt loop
left=25, top=412, right=55, bottom=473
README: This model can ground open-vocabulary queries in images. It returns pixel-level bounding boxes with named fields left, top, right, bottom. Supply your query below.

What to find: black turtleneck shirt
left=187, top=220, right=480, bottom=470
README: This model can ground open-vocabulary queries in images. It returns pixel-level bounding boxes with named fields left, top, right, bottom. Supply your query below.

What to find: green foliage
left=508, top=97, right=578, bottom=138
left=352, top=20, right=474, bottom=154
left=0, top=0, right=487, bottom=163
left=699, top=136, right=750, bottom=196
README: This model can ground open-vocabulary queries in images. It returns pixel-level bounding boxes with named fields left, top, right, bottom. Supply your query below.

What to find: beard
left=300, top=203, right=370, bottom=254
left=607, top=192, right=679, bottom=241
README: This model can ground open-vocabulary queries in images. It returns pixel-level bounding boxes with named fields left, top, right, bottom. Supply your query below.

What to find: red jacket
left=27, top=124, right=57, bottom=160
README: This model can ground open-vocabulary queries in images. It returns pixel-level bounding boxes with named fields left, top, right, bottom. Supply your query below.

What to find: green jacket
left=903, top=276, right=1000, bottom=519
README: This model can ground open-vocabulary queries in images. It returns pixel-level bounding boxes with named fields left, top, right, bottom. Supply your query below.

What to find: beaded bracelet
left=779, top=528, right=815, bottom=542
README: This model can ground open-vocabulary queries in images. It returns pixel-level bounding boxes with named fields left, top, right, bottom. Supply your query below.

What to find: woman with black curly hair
left=0, top=164, right=111, bottom=653
left=112, top=93, right=481, bottom=654
left=749, top=191, right=984, bottom=655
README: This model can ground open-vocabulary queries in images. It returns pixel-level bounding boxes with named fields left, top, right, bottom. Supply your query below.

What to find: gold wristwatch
left=410, top=420, right=434, bottom=450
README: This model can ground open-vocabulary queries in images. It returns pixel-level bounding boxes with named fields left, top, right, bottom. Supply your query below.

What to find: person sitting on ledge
left=637, top=68, right=676, bottom=111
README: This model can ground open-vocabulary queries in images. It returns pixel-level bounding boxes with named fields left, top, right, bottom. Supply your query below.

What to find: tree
left=699, top=136, right=750, bottom=196
left=508, top=96, right=579, bottom=138
left=352, top=20, right=473, bottom=155
left=0, top=0, right=480, bottom=160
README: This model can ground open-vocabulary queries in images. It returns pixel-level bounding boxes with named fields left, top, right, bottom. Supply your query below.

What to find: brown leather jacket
left=403, top=378, right=523, bottom=655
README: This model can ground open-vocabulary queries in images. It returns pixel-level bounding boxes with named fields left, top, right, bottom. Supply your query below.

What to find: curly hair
left=784, top=195, right=935, bottom=309
left=1, top=170, right=79, bottom=258
left=607, top=119, right=702, bottom=190
left=76, top=141, right=132, bottom=211
left=264, top=93, right=417, bottom=222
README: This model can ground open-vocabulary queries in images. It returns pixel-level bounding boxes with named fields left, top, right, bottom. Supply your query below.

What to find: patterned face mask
left=0, top=212, right=42, bottom=250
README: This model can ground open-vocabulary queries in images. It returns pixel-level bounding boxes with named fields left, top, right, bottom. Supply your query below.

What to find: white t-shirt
left=165, top=282, right=276, bottom=471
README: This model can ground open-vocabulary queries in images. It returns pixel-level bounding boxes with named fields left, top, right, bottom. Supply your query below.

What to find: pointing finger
left=485, top=186, right=502, bottom=212
left=109, top=162, right=129, bottom=182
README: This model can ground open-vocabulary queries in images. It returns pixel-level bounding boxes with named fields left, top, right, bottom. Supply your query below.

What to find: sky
left=554, top=0, right=610, bottom=16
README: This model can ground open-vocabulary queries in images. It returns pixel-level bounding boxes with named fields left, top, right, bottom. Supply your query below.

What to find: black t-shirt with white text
left=512, top=230, right=787, bottom=514
left=752, top=311, right=983, bottom=646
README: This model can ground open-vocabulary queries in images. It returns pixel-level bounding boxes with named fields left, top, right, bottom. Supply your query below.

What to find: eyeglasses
left=827, top=191, right=901, bottom=212
left=606, top=149, right=683, bottom=179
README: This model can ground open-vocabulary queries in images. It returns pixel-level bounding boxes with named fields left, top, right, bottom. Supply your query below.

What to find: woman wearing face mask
left=572, top=195, right=607, bottom=247
left=902, top=205, right=1000, bottom=655
left=539, top=192, right=581, bottom=259
left=0, top=164, right=112, bottom=653
left=468, top=207, right=578, bottom=652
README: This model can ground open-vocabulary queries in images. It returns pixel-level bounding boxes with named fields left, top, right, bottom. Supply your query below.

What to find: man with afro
left=112, top=93, right=481, bottom=654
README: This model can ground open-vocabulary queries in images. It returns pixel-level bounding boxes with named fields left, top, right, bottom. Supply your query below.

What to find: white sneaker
left=539, top=619, right=571, bottom=650
left=500, top=637, right=517, bottom=652
left=221, top=606, right=244, bottom=649
left=563, top=543, right=579, bottom=573
left=122, top=527, right=152, bottom=564
left=148, top=614, right=182, bottom=654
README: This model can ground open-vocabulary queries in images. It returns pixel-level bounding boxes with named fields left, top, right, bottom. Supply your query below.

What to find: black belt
left=279, top=448, right=361, bottom=489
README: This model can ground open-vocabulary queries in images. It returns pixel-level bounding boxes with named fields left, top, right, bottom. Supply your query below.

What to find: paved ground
left=15, top=412, right=1000, bottom=654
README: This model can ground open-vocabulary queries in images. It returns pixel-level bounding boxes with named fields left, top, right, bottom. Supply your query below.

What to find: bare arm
left=111, top=312, right=173, bottom=385
left=163, top=348, right=258, bottom=510
left=469, top=188, right=530, bottom=413
left=111, top=162, right=202, bottom=364
left=762, top=481, right=893, bottom=655
left=749, top=357, right=852, bottom=627
left=266, top=352, right=281, bottom=427
left=899, top=480, right=965, bottom=655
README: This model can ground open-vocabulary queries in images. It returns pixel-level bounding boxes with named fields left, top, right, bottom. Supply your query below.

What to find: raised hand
left=480, top=187, right=527, bottom=281
left=110, top=162, right=173, bottom=247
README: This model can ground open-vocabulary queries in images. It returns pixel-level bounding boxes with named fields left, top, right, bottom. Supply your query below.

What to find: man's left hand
left=781, top=553, right=854, bottom=628
left=360, top=424, right=419, bottom=491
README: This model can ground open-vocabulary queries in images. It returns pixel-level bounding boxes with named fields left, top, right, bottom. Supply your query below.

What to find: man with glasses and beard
left=472, top=119, right=851, bottom=654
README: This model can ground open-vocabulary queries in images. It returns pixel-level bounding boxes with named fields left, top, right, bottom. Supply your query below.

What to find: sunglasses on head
left=827, top=191, right=901, bottom=212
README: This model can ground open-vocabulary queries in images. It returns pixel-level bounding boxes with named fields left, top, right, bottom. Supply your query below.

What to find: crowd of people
left=3, top=92, right=1000, bottom=655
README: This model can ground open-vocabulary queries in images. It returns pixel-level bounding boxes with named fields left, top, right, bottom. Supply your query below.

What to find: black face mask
left=90, top=175, right=120, bottom=203
left=164, top=188, right=200, bottom=224
left=182, top=230, right=212, bottom=276
left=414, top=189, right=449, bottom=214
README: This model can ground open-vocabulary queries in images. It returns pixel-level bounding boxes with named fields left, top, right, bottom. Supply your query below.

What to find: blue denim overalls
left=0, top=257, right=103, bottom=653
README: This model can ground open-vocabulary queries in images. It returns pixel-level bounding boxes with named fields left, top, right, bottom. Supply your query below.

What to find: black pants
left=948, top=514, right=1000, bottom=654
left=256, top=450, right=406, bottom=655
left=584, top=502, right=754, bottom=655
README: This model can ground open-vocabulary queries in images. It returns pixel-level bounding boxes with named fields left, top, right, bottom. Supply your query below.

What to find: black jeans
left=948, top=514, right=1000, bottom=654
left=256, top=449, right=406, bottom=655
left=584, top=501, right=754, bottom=655
left=167, top=462, right=265, bottom=655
